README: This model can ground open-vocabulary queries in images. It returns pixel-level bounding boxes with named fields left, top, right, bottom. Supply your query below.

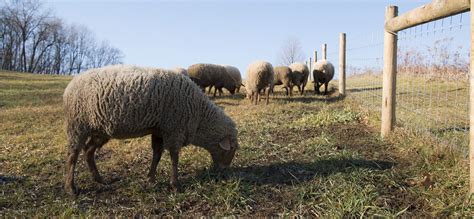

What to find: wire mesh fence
left=346, top=12, right=470, bottom=156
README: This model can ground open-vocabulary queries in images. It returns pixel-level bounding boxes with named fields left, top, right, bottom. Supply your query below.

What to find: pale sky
left=44, top=0, right=469, bottom=78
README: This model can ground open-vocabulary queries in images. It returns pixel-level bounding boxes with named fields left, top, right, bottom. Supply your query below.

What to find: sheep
left=245, top=61, right=274, bottom=105
left=208, top=65, right=242, bottom=96
left=289, top=62, right=309, bottom=95
left=187, top=63, right=238, bottom=97
left=271, top=66, right=293, bottom=96
left=63, top=65, right=239, bottom=195
left=313, top=59, right=335, bottom=95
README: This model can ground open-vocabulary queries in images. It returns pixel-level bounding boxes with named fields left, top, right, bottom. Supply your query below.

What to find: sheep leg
left=266, top=87, right=270, bottom=105
left=148, top=134, right=164, bottom=183
left=315, top=82, right=321, bottom=95
left=65, top=147, right=80, bottom=195
left=255, top=92, right=260, bottom=105
left=218, top=88, right=223, bottom=96
left=296, top=85, right=302, bottom=95
left=324, top=82, right=329, bottom=95
left=85, top=137, right=109, bottom=184
left=208, top=86, right=213, bottom=95
left=168, top=145, right=181, bottom=192
left=301, top=83, right=306, bottom=95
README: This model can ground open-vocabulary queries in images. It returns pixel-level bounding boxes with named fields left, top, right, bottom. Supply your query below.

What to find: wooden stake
left=339, top=33, right=346, bottom=95
left=381, top=5, right=398, bottom=137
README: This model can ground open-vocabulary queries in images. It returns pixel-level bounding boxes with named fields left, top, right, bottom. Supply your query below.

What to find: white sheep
left=63, top=65, right=239, bottom=195
left=245, top=61, right=274, bottom=105
left=313, top=59, right=335, bottom=95
left=289, top=62, right=309, bottom=95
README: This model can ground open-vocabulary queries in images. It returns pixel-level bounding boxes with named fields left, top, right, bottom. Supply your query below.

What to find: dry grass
left=0, top=71, right=472, bottom=217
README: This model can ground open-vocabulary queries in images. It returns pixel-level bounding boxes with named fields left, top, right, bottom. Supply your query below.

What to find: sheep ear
left=219, top=136, right=231, bottom=151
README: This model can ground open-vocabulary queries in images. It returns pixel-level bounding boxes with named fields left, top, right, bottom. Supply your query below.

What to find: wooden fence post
left=470, top=0, right=474, bottom=194
left=322, top=44, right=327, bottom=60
left=339, top=33, right=346, bottom=95
left=381, top=5, right=398, bottom=138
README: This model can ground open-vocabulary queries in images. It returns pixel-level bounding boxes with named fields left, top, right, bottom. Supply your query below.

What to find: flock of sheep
left=176, top=60, right=335, bottom=105
left=63, top=59, right=334, bottom=195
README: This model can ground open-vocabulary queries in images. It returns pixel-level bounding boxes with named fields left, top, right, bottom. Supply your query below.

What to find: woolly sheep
left=289, top=62, right=309, bottom=95
left=245, top=61, right=274, bottom=105
left=188, top=63, right=238, bottom=96
left=271, top=66, right=293, bottom=96
left=208, top=65, right=243, bottom=96
left=313, top=59, right=335, bottom=95
left=63, top=65, right=239, bottom=195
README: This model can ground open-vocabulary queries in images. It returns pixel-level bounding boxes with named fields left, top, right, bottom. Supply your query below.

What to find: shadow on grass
left=194, top=158, right=395, bottom=186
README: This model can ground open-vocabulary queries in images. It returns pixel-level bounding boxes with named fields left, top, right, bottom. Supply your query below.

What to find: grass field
left=0, top=71, right=473, bottom=217
left=348, top=72, right=470, bottom=155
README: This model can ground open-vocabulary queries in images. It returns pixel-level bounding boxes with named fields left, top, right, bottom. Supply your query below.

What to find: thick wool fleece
left=171, top=67, right=189, bottom=76
left=245, top=61, right=274, bottom=94
left=220, top=65, right=242, bottom=90
left=289, top=62, right=309, bottom=86
left=63, top=65, right=237, bottom=150
left=313, top=60, right=335, bottom=83
left=187, top=63, right=227, bottom=90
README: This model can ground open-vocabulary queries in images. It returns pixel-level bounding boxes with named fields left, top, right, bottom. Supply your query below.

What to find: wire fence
left=345, top=12, right=470, bottom=156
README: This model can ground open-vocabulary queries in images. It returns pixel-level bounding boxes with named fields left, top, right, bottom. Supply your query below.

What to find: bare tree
left=0, top=0, right=124, bottom=74
left=277, top=37, right=306, bottom=65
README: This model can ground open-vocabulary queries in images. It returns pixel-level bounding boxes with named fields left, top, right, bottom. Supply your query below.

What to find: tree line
left=0, top=0, right=124, bottom=75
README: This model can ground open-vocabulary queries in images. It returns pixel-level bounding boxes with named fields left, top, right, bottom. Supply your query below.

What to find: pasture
left=0, top=71, right=472, bottom=217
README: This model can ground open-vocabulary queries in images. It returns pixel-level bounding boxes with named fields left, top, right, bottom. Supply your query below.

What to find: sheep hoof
left=148, top=176, right=156, bottom=184
left=65, top=184, right=79, bottom=197
left=170, top=182, right=182, bottom=193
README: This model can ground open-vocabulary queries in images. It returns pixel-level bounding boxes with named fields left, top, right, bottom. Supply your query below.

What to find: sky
left=43, top=0, right=468, bottom=78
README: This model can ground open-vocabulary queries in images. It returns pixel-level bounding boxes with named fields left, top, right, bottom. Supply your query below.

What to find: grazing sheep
left=63, top=65, right=239, bottom=195
left=313, top=59, right=335, bottom=95
left=209, top=65, right=242, bottom=96
left=222, top=65, right=243, bottom=93
left=188, top=63, right=238, bottom=96
left=289, top=62, right=309, bottom=95
left=245, top=61, right=274, bottom=105
left=271, top=66, right=293, bottom=96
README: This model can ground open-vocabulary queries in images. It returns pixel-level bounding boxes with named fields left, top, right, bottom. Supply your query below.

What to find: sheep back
left=245, top=61, right=274, bottom=93
left=313, top=60, right=335, bottom=83
left=187, top=63, right=227, bottom=89
left=171, top=67, right=189, bottom=76
left=63, top=65, right=237, bottom=147
left=273, top=66, right=293, bottom=87
left=289, top=62, right=309, bottom=86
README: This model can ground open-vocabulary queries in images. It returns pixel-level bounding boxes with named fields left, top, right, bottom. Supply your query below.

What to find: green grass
left=0, top=71, right=472, bottom=217
left=348, top=73, right=469, bottom=154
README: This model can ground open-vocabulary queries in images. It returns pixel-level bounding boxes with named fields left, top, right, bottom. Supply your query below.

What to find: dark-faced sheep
left=313, top=59, right=335, bottom=95
left=289, top=62, right=309, bottom=95
left=271, top=66, right=293, bottom=96
left=245, top=61, right=274, bottom=105
left=63, top=65, right=239, bottom=195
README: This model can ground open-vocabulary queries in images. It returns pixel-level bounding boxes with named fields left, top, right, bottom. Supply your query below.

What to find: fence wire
left=346, top=12, right=470, bottom=156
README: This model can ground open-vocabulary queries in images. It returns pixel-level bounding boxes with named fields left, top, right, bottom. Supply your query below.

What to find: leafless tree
left=0, top=0, right=124, bottom=74
left=277, top=37, right=306, bottom=66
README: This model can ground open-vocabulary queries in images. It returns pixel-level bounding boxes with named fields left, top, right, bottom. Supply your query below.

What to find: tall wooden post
left=381, top=5, right=398, bottom=138
left=322, top=44, right=327, bottom=60
left=470, top=0, right=474, bottom=194
left=314, top=50, right=318, bottom=62
left=339, top=33, right=346, bottom=95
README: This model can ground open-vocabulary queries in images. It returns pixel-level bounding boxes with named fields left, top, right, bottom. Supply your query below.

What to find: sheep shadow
left=193, top=158, right=395, bottom=186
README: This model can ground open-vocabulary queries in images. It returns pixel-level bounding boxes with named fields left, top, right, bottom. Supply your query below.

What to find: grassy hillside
left=0, top=71, right=472, bottom=217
